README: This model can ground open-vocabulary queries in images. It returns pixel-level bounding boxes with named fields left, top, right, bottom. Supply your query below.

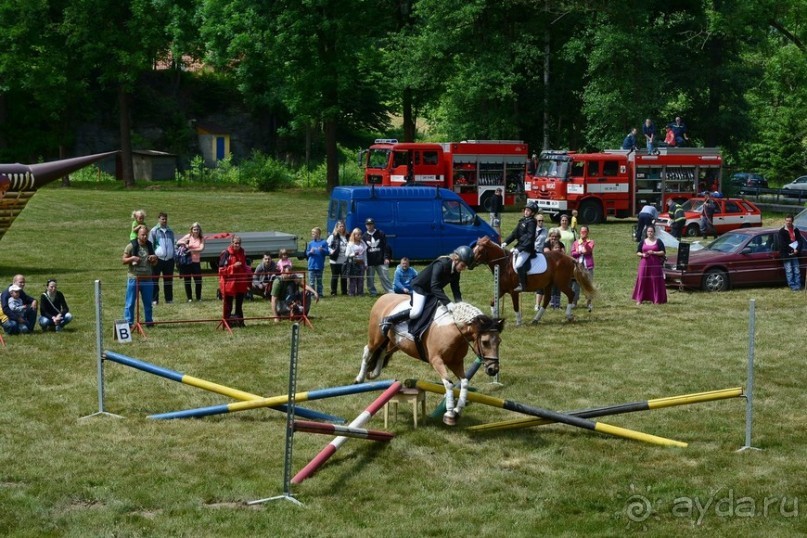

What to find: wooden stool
left=384, top=387, right=426, bottom=428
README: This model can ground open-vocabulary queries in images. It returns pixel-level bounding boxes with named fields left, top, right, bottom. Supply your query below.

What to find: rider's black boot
left=380, top=309, right=411, bottom=334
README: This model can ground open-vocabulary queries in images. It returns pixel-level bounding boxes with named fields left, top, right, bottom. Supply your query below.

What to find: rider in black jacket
left=502, top=202, right=537, bottom=291
left=379, top=245, right=473, bottom=337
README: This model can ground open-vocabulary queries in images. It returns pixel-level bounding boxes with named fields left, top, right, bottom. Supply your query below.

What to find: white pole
left=738, top=299, right=760, bottom=452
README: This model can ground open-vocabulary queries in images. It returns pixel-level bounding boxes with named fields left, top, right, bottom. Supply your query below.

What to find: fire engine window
left=442, top=200, right=473, bottom=225
left=368, top=150, right=390, bottom=169
left=602, top=160, right=619, bottom=176
left=393, top=151, right=409, bottom=167
left=588, top=161, right=600, bottom=176
left=571, top=161, right=585, bottom=178
left=423, top=151, right=439, bottom=165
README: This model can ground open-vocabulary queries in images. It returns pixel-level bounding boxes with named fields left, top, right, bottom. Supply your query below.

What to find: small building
left=195, top=122, right=231, bottom=167
left=132, top=150, right=178, bottom=181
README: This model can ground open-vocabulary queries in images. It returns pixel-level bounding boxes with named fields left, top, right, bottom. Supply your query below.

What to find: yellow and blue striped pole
left=148, top=380, right=397, bottom=420
left=103, top=350, right=344, bottom=423
left=407, top=379, right=688, bottom=448
left=467, top=387, right=744, bottom=433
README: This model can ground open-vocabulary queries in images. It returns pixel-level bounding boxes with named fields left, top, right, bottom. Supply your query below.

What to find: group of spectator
left=325, top=217, right=404, bottom=298
left=623, top=116, right=690, bottom=154
left=123, top=210, right=322, bottom=328
left=1, top=274, right=72, bottom=335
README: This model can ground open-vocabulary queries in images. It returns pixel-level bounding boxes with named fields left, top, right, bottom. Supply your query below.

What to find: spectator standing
left=778, top=214, right=804, bottom=291
left=39, top=279, right=73, bottom=331
left=363, top=218, right=393, bottom=295
left=642, top=119, right=656, bottom=155
left=176, top=222, right=205, bottom=302
left=558, top=214, right=577, bottom=250
left=130, top=209, right=146, bottom=240
left=632, top=225, right=667, bottom=305
left=502, top=202, right=537, bottom=292
left=218, top=235, right=249, bottom=327
left=327, top=221, right=349, bottom=296
left=543, top=229, right=566, bottom=309
left=306, top=227, right=329, bottom=297
left=149, top=212, right=176, bottom=305
left=252, top=252, right=278, bottom=299
left=346, top=228, right=368, bottom=296
left=622, top=128, right=638, bottom=150
left=122, top=225, right=157, bottom=327
left=393, top=257, right=419, bottom=294
left=571, top=226, right=595, bottom=311
left=668, top=116, right=689, bottom=146
left=635, top=203, right=658, bottom=242
left=489, top=188, right=504, bottom=237
left=700, top=194, right=718, bottom=240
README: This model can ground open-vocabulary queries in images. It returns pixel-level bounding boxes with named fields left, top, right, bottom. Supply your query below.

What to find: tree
left=60, top=0, right=175, bottom=186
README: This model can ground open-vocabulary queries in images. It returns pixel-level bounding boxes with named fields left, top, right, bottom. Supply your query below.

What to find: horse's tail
left=574, top=263, right=597, bottom=301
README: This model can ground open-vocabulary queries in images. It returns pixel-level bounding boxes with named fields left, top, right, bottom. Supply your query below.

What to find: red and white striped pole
left=292, top=381, right=402, bottom=484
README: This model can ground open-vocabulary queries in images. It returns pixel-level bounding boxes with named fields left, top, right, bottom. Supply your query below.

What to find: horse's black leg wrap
left=380, top=309, right=410, bottom=334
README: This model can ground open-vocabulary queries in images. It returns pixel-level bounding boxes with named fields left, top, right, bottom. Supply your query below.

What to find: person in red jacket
left=218, top=235, right=250, bottom=327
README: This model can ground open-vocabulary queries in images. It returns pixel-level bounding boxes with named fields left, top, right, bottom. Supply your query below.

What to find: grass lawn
left=0, top=183, right=805, bottom=537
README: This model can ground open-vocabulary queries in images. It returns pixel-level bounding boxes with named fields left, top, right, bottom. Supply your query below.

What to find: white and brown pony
left=354, top=294, right=504, bottom=425
left=472, top=236, right=596, bottom=325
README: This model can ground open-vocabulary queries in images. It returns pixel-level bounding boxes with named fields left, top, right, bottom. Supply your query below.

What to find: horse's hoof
left=442, top=412, right=457, bottom=426
left=530, top=319, right=540, bottom=325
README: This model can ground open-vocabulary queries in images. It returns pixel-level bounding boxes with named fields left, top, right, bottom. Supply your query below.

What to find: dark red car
left=663, top=227, right=807, bottom=292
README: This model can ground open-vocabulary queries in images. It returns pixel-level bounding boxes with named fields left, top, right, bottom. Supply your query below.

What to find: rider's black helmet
left=454, top=245, right=473, bottom=266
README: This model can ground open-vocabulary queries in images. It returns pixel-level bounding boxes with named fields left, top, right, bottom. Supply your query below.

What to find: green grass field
left=1, top=184, right=805, bottom=537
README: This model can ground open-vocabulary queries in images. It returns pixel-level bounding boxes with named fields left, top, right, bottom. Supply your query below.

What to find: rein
left=451, top=314, right=499, bottom=363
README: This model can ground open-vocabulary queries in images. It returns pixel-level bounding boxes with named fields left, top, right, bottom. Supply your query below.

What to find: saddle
left=510, top=251, right=548, bottom=275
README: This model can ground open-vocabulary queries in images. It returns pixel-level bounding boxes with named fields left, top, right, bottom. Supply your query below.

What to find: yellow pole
left=468, top=387, right=743, bottom=433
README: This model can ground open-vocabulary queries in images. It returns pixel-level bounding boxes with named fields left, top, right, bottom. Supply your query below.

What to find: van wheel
left=578, top=200, right=603, bottom=224
left=685, top=224, right=700, bottom=237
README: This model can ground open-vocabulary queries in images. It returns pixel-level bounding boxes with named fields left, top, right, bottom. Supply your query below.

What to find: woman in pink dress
left=632, top=224, right=667, bottom=305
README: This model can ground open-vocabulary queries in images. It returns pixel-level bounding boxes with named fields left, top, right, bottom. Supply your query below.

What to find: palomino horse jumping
left=472, top=236, right=596, bottom=325
left=354, top=294, right=504, bottom=425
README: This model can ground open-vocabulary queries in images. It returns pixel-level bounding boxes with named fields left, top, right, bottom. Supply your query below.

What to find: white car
left=781, top=175, right=807, bottom=197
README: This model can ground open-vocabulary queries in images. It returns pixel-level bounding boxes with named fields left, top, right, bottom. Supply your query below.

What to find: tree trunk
left=542, top=3, right=551, bottom=151
left=324, top=118, right=339, bottom=192
left=402, top=87, right=415, bottom=142
left=118, top=85, right=135, bottom=187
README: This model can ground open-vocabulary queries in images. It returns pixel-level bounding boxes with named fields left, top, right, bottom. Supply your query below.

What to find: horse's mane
left=449, top=302, right=502, bottom=332
left=450, top=302, right=485, bottom=324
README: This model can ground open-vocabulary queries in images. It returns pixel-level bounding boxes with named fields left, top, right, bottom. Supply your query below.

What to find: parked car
left=656, top=196, right=762, bottom=238
left=781, top=175, right=807, bottom=197
left=663, top=227, right=807, bottom=292
left=729, top=172, right=768, bottom=194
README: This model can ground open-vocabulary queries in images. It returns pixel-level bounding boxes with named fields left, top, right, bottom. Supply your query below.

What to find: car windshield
left=706, top=232, right=746, bottom=253
left=681, top=199, right=704, bottom=212
left=794, top=207, right=807, bottom=228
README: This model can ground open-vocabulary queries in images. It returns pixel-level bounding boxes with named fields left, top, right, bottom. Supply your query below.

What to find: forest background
left=0, top=0, right=805, bottom=190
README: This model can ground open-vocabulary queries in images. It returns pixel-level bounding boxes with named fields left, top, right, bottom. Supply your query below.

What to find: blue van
left=326, top=186, right=500, bottom=260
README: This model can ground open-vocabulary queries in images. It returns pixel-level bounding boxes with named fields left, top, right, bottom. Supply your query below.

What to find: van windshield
left=442, top=200, right=474, bottom=225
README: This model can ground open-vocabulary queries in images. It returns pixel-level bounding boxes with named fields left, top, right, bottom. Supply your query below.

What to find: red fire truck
left=524, top=147, right=723, bottom=224
left=359, top=139, right=528, bottom=211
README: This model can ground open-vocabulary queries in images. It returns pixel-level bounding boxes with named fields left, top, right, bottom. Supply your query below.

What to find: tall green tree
left=60, top=0, right=174, bottom=186
left=202, top=0, right=392, bottom=191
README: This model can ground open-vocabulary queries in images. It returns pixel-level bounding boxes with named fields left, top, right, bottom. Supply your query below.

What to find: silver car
left=781, top=175, right=807, bottom=197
